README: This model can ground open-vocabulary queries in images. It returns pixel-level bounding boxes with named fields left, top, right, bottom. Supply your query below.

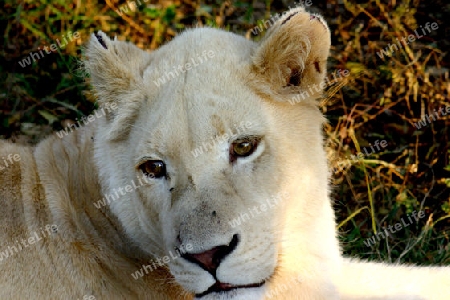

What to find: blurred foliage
left=1, top=0, right=449, bottom=264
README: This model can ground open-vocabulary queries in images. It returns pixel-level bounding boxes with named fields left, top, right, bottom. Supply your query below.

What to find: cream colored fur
left=0, top=7, right=449, bottom=300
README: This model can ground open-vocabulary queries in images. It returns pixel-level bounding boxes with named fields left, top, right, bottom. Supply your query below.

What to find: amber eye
left=138, top=160, right=166, bottom=178
left=231, top=139, right=258, bottom=158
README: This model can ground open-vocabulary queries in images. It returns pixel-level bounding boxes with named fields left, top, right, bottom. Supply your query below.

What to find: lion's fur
left=1, top=7, right=449, bottom=300
left=0, top=128, right=187, bottom=299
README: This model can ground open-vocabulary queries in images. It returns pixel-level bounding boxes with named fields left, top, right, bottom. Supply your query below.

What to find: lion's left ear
left=251, top=7, right=331, bottom=101
left=84, top=31, right=152, bottom=140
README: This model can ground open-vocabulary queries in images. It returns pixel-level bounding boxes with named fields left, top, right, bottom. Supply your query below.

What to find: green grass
left=1, top=0, right=449, bottom=265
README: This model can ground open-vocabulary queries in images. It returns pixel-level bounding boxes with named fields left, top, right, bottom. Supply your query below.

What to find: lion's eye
left=230, top=139, right=258, bottom=158
left=138, top=160, right=166, bottom=178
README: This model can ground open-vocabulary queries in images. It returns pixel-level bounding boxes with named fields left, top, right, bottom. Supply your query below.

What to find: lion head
left=86, top=7, right=341, bottom=300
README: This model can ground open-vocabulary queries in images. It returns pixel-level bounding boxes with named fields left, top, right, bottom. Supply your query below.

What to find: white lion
left=0, top=6, right=448, bottom=300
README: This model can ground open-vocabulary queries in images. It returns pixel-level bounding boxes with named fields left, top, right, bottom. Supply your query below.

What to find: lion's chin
left=194, top=285, right=265, bottom=300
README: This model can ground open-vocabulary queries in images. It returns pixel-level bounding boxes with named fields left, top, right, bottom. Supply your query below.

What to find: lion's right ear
left=251, top=8, right=331, bottom=102
left=84, top=31, right=152, bottom=140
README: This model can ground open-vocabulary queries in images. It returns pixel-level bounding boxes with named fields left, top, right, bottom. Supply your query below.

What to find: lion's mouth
left=195, top=280, right=265, bottom=298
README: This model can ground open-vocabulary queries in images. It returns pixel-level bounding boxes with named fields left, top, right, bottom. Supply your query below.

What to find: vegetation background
left=1, top=0, right=449, bottom=265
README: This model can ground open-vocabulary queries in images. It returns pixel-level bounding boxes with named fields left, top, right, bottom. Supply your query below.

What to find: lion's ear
left=252, top=7, right=331, bottom=101
left=85, top=31, right=152, bottom=140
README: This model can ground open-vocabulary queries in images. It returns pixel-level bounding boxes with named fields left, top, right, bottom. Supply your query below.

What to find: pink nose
left=181, top=235, right=239, bottom=275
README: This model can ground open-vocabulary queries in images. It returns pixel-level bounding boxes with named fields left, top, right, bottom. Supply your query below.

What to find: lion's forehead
left=144, top=28, right=255, bottom=83
left=135, top=28, right=264, bottom=159
left=134, top=92, right=265, bottom=159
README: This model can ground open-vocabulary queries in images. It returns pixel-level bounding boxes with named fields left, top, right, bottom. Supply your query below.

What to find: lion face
left=111, top=33, right=285, bottom=298
left=87, top=8, right=339, bottom=300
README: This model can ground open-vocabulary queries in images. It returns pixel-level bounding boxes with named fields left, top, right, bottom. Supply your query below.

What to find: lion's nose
left=181, top=234, right=239, bottom=275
